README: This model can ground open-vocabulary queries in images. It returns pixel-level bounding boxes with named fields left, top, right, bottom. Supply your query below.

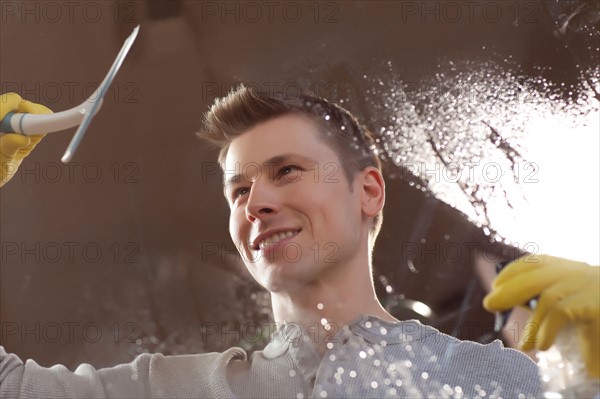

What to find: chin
left=258, top=262, right=323, bottom=293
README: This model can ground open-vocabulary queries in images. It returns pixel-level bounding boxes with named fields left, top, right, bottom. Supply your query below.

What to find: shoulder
left=417, top=324, right=537, bottom=369
left=394, top=322, right=542, bottom=398
left=361, top=320, right=543, bottom=398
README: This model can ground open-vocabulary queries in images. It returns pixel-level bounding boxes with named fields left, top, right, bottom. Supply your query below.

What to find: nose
left=245, top=180, right=279, bottom=223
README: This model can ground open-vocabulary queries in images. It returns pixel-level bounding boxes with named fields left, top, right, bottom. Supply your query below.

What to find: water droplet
left=359, top=351, right=367, bottom=359
left=421, top=372, right=429, bottom=380
left=350, top=370, right=357, bottom=378
left=289, top=370, right=296, bottom=377
left=317, top=303, right=324, bottom=310
left=371, top=381, right=378, bottom=389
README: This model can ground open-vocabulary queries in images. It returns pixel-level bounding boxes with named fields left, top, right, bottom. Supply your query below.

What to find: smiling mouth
left=253, top=229, right=301, bottom=251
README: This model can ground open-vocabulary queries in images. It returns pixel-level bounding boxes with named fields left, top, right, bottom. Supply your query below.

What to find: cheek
left=229, top=211, right=245, bottom=246
left=307, top=185, right=353, bottom=233
left=228, top=215, right=236, bottom=240
left=328, top=187, right=362, bottom=231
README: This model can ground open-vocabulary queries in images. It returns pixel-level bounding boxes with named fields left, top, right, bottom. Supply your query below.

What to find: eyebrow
left=223, top=153, right=317, bottom=188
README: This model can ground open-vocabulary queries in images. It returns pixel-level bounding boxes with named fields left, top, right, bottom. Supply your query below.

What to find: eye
left=232, top=187, right=249, bottom=200
left=277, top=164, right=302, bottom=178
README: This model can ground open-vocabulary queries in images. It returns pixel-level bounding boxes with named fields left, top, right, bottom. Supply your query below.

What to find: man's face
left=224, top=113, right=366, bottom=292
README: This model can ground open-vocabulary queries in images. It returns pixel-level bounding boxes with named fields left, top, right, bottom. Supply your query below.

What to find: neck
left=270, top=256, right=398, bottom=355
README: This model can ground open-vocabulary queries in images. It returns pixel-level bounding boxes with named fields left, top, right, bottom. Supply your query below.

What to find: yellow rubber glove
left=0, top=93, right=52, bottom=187
left=483, top=254, right=600, bottom=378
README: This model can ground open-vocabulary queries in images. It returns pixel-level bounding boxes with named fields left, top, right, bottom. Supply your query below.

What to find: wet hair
left=197, top=84, right=384, bottom=247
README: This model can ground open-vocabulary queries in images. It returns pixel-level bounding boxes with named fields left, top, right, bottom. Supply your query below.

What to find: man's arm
left=0, top=345, right=153, bottom=398
left=484, top=254, right=600, bottom=379
left=0, top=93, right=49, bottom=187
left=1, top=345, right=246, bottom=398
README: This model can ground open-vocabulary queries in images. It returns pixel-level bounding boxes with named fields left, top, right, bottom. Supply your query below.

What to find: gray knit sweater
left=1, top=315, right=542, bottom=398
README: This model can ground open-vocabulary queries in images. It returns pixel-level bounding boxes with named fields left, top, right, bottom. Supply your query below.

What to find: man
left=0, top=89, right=597, bottom=398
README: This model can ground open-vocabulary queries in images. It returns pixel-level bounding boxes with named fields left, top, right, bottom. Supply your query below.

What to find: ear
left=359, top=167, right=385, bottom=218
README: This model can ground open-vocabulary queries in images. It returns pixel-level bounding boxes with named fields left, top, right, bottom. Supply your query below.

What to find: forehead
left=224, top=113, right=338, bottom=171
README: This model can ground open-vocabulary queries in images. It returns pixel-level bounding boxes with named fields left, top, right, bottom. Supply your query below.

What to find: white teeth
left=258, top=230, right=299, bottom=250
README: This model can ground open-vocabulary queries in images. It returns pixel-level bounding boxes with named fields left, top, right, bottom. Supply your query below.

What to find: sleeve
left=1, top=346, right=153, bottom=398
left=0, top=345, right=246, bottom=398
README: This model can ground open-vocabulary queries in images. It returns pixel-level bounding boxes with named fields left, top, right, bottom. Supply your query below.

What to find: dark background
left=1, top=0, right=597, bottom=369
